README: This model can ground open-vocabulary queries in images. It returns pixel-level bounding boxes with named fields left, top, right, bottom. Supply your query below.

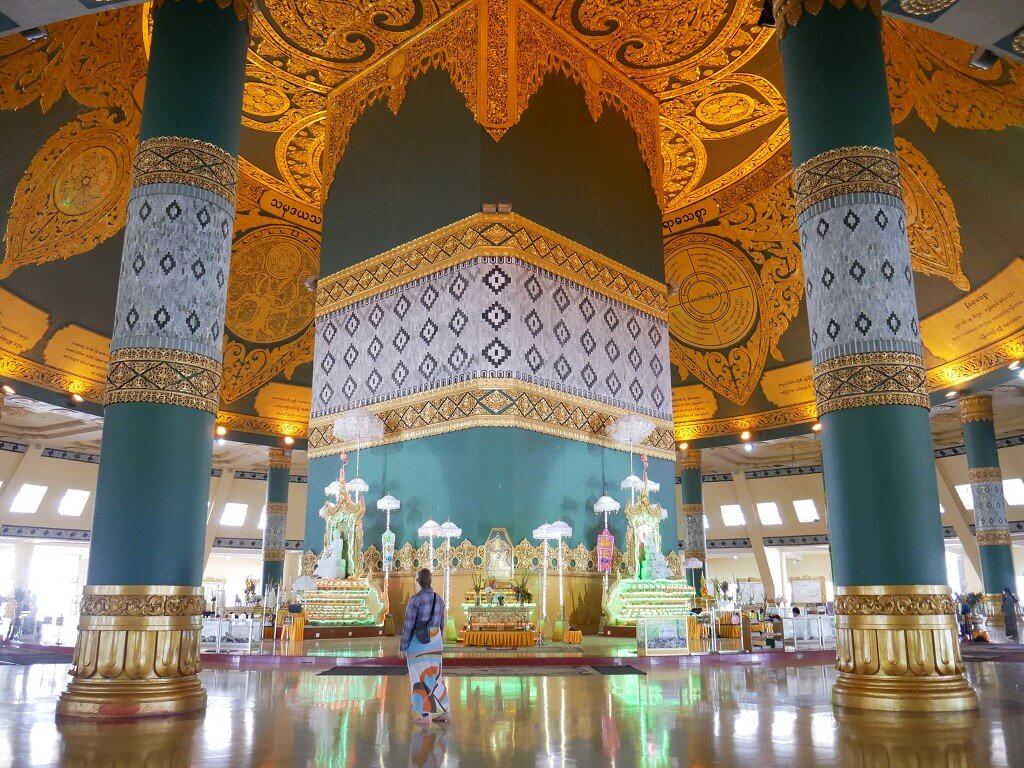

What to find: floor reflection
left=0, top=661, right=1019, bottom=766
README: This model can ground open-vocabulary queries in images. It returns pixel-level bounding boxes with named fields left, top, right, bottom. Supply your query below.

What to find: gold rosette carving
left=958, top=394, right=994, bottom=424
left=832, top=585, right=977, bottom=713
left=57, top=585, right=207, bottom=719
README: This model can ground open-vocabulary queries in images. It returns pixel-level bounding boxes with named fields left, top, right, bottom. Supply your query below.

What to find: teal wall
left=979, top=545, right=1017, bottom=594
left=305, top=427, right=677, bottom=557
left=323, top=70, right=662, bottom=279
left=963, top=419, right=1000, bottom=469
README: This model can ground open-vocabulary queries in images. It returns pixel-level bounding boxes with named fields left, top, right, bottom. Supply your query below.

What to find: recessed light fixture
left=811, top=422, right=822, bottom=432
left=740, top=430, right=751, bottom=441
left=678, top=441, right=689, bottom=451
left=1010, top=361, right=1021, bottom=371
left=283, top=435, right=295, bottom=446
left=743, top=443, right=754, bottom=453
left=1, top=384, right=14, bottom=395
left=215, top=425, right=227, bottom=437
left=945, top=390, right=958, bottom=399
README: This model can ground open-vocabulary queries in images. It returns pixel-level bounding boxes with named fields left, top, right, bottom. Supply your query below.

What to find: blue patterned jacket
left=400, top=587, right=446, bottom=652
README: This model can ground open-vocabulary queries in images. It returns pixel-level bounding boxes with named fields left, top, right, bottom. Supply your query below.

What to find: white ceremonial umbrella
left=418, top=519, right=442, bottom=571
left=437, top=521, right=463, bottom=608
left=533, top=523, right=552, bottom=622
left=345, top=477, right=369, bottom=502
left=333, top=408, right=385, bottom=476
left=537, top=521, right=572, bottom=619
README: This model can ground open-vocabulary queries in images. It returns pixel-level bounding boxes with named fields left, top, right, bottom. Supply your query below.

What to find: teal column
left=261, top=448, right=292, bottom=590
left=59, top=0, right=250, bottom=720
left=959, top=395, right=1016, bottom=598
left=776, top=0, right=975, bottom=711
left=679, top=449, right=706, bottom=590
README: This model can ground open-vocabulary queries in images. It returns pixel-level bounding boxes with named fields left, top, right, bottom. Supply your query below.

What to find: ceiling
left=0, top=1, right=1021, bottom=447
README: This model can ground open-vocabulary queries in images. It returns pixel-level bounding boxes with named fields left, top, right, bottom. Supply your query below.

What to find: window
left=219, top=502, right=248, bottom=527
left=793, top=499, right=820, bottom=523
left=258, top=506, right=266, bottom=530
left=939, top=504, right=945, bottom=515
left=10, top=484, right=47, bottom=514
left=721, top=504, right=745, bottom=527
left=756, top=502, right=783, bottom=525
left=703, top=515, right=710, bottom=530
left=954, top=484, right=974, bottom=510
left=58, top=489, right=91, bottom=517
left=1003, top=478, right=1024, bottom=506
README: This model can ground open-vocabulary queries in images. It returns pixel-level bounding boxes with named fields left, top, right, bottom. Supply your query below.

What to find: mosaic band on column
left=832, top=585, right=977, bottom=712
left=262, top=448, right=292, bottom=586
left=959, top=394, right=1015, bottom=596
left=263, top=502, right=289, bottom=563
left=57, top=586, right=205, bottom=718
left=794, top=146, right=928, bottom=415
left=104, top=136, right=237, bottom=414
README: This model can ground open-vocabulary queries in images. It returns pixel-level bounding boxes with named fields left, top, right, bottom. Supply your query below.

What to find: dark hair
left=417, top=568, right=432, bottom=589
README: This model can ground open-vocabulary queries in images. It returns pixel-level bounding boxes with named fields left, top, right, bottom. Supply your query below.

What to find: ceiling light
left=215, top=425, right=227, bottom=437
left=743, top=443, right=753, bottom=453
left=811, top=422, right=822, bottom=432
left=678, top=441, right=689, bottom=451
left=945, top=390, right=957, bottom=399
left=216, top=438, right=225, bottom=446
left=740, top=430, right=751, bottom=441
left=70, top=393, right=84, bottom=402
left=1009, top=361, right=1021, bottom=371
left=283, top=435, right=295, bottom=446
left=1, top=384, right=14, bottom=395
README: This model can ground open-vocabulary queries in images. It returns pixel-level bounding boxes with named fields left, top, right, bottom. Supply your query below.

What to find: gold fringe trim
left=813, top=351, right=928, bottom=416
left=792, top=145, right=900, bottom=215
left=105, top=347, right=221, bottom=414
left=958, top=394, right=994, bottom=424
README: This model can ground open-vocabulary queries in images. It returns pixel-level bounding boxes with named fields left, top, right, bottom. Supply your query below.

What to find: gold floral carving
left=132, top=137, right=239, bottom=204
left=307, top=378, right=676, bottom=459
left=679, top=449, right=702, bottom=470
left=967, top=467, right=1002, bottom=484
left=772, top=0, right=881, bottom=39
left=898, top=0, right=957, bottom=14
left=274, top=111, right=326, bottom=203
left=958, top=394, right=994, bottom=424
left=268, top=449, right=292, bottom=470
left=813, top=352, right=929, bottom=416
left=264, top=549, right=286, bottom=562
left=316, top=212, right=668, bottom=320
left=214, top=409, right=306, bottom=438
left=224, top=225, right=318, bottom=344
left=679, top=503, right=703, bottom=516
left=885, top=19, right=1024, bottom=131
left=895, top=137, right=968, bottom=291
left=219, top=327, right=314, bottom=405
left=58, top=585, right=206, bottom=719
left=676, top=402, right=819, bottom=442
left=152, top=0, right=253, bottom=22
left=792, top=145, right=902, bottom=215
left=105, top=347, right=222, bottom=414
left=977, top=530, right=1012, bottom=546
left=2, top=110, right=136, bottom=279
left=321, top=0, right=663, bottom=200
left=832, top=585, right=977, bottom=713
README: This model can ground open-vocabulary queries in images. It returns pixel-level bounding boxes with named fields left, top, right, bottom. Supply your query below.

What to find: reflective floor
left=0, top=661, right=1022, bottom=766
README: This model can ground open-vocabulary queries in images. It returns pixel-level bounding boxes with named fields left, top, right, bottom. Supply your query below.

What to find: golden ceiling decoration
left=2, top=109, right=136, bottom=279
left=884, top=19, right=1024, bottom=131
left=321, top=0, right=662, bottom=202
left=667, top=136, right=964, bottom=409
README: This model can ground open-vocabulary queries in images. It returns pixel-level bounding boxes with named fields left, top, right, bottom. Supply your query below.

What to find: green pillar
left=262, top=448, right=292, bottom=591
left=776, top=0, right=975, bottom=712
left=58, top=0, right=250, bottom=720
left=679, top=449, right=706, bottom=590
left=959, top=395, right=1016, bottom=600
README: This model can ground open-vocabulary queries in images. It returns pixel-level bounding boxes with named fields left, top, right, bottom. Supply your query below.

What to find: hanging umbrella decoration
left=607, top=413, right=656, bottom=479
left=438, top=521, right=462, bottom=641
left=418, top=519, right=442, bottom=572
left=593, top=494, right=621, bottom=583
left=376, top=494, right=401, bottom=576
left=332, top=407, right=385, bottom=496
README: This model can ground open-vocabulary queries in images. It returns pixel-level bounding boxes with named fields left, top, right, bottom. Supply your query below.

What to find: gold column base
left=57, top=585, right=207, bottom=720
left=835, top=708, right=979, bottom=767
left=833, top=585, right=978, bottom=714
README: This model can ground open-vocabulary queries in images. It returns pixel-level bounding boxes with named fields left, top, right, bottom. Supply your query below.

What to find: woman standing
left=399, top=568, right=451, bottom=726
left=1002, top=588, right=1020, bottom=642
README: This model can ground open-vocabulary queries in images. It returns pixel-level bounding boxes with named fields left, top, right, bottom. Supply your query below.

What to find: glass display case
left=781, top=614, right=835, bottom=650
left=636, top=615, right=691, bottom=656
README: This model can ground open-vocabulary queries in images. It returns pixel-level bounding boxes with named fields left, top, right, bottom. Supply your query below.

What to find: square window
left=954, top=484, right=974, bottom=510
left=721, top=504, right=745, bottom=527
left=703, top=515, right=710, bottom=530
left=756, top=502, right=783, bottom=526
left=258, top=506, right=267, bottom=530
left=1003, top=478, right=1024, bottom=506
left=10, top=484, right=47, bottom=514
left=939, top=504, right=945, bottom=515
left=793, top=499, right=820, bottom=523
left=58, top=489, right=91, bottom=517
left=220, top=502, right=248, bottom=527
